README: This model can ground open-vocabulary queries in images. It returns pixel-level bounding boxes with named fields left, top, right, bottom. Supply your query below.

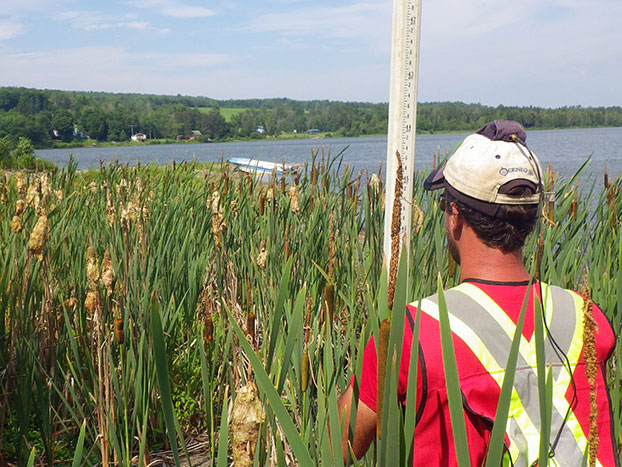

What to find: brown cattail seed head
left=301, top=351, right=310, bottom=392
left=211, top=191, right=226, bottom=247
left=114, top=317, right=124, bottom=345
left=16, top=172, right=26, bottom=198
left=289, top=183, right=300, bottom=215
left=387, top=151, right=404, bottom=310
left=246, top=313, right=256, bottom=348
left=0, top=177, right=6, bottom=204
left=370, top=173, right=381, bottom=200
left=231, top=199, right=239, bottom=216
left=535, top=236, right=544, bottom=280
left=26, top=184, right=39, bottom=208
left=84, top=290, right=97, bottom=314
left=231, top=382, right=264, bottom=467
left=256, top=240, right=267, bottom=269
left=101, top=250, right=115, bottom=295
left=581, top=281, right=600, bottom=466
left=323, top=283, right=335, bottom=324
left=86, top=246, right=100, bottom=286
left=259, top=194, right=265, bottom=216
left=571, top=193, right=578, bottom=221
left=28, top=214, right=49, bottom=260
left=204, top=316, right=214, bottom=346
left=15, top=199, right=25, bottom=216
left=11, top=215, right=23, bottom=233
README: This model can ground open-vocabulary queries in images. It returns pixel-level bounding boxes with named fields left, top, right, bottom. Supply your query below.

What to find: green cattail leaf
left=277, top=287, right=305, bottom=393
left=216, top=391, right=229, bottom=467
left=535, top=290, right=552, bottom=463
left=403, top=299, right=422, bottom=459
left=26, top=447, right=36, bottom=467
left=149, top=294, right=181, bottom=466
left=382, top=347, right=403, bottom=466
left=267, top=258, right=293, bottom=373
left=436, top=275, right=471, bottom=467
left=71, top=418, right=87, bottom=467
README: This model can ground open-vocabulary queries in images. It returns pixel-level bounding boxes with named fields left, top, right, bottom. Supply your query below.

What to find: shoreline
left=34, top=125, right=622, bottom=151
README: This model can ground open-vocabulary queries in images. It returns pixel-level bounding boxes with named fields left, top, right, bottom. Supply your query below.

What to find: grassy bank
left=1, top=151, right=620, bottom=465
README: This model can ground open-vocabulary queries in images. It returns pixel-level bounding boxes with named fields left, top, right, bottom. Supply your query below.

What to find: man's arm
left=337, top=385, right=377, bottom=463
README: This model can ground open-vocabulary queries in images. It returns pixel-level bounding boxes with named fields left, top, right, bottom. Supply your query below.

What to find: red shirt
left=355, top=280, right=617, bottom=466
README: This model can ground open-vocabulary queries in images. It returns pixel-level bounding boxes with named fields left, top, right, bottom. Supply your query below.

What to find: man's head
left=425, top=120, right=542, bottom=254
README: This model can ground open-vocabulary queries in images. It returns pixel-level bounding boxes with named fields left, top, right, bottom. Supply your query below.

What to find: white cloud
left=417, top=0, right=622, bottom=106
left=0, top=18, right=25, bottom=40
left=55, top=10, right=168, bottom=33
left=2, top=0, right=76, bottom=15
left=246, top=2, right=390, bottom=40
left=160, top=5, right=215, bottom=18
left=128, top=0, right=216, bottom=18
left=0, top=46, right=232, bottom=95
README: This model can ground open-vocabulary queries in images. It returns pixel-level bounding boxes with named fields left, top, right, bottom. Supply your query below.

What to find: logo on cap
left=499, top=167, right=534, bottom=177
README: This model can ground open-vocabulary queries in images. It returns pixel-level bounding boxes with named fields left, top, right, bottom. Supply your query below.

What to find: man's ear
left=447, top=203, right=463, bottom=239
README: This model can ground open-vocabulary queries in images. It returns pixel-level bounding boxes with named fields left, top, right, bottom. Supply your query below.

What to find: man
left=338, top=121, right=618, bottom=466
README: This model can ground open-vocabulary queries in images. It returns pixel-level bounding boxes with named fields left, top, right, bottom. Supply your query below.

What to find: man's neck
left=458, top=242, right=530, bottom=284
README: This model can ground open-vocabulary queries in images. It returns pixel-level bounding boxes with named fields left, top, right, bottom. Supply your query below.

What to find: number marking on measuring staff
left=383, top=0, right=422, bottom=267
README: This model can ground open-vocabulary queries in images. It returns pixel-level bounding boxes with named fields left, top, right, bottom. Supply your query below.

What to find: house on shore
left=131, top=133, right=147, bottom=142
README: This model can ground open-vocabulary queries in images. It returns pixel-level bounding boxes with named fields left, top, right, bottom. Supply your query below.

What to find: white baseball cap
left=424, top=120, right=543, bottom=217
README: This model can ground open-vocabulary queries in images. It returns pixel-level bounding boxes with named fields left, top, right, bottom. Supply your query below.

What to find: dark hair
left=444, top=189, right=539, bottom=253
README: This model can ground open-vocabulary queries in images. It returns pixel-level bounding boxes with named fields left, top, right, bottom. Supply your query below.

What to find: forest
left=1, top=86, right=622, bottom=149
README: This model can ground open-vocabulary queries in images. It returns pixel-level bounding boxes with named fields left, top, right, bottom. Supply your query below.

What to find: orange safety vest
left=409, top=282, right=618, bottom=467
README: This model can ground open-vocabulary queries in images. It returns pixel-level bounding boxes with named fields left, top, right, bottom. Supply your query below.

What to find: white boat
left=228, top=157, right=301, bottom=176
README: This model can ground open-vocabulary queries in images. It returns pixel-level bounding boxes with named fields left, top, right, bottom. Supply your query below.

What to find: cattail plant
left=289, top=183, right=300, bottom=215
left=534, top=235, right=544, bottom=281
left=113, top=318, right=124, bottom=345
left=283, top=226, right=290, bottom=259
left=0, top=173, right=6, bottom=204
left=10, top=215, right=23, bottom=233
left=301, top=294, right=312, bottom=393
left=28, top=214, right=49, bottom=260
left=323, top=212, right=336, bottom=326
left=547, top=163, right=555, bottom=223
left=101, top=250, right=115, bottom=296
left=581, top=279, right=600, bottom=467
left=16, top=171, right=26, bottom=199
left=378, top=150, right=404, bottom=439
left=211, top=191, right=226, bottom=248
left=231, top=382, right=264, bottom=467
left=256, top=240, right=267, bottom=270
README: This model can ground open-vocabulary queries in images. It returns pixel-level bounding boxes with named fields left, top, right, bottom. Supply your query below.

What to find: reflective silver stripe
left=545, top=286, right=576, bottom=381
left=420, top=283, right=586, bottom=465
left=508, top=418, right=529, bottom=467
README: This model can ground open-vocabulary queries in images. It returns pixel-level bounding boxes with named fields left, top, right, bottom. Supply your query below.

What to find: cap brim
left=423, top=165, right=446, bottom=191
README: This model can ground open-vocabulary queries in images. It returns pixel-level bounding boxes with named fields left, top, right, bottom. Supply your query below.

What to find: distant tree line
left=1, top=87, right=621, bottom=149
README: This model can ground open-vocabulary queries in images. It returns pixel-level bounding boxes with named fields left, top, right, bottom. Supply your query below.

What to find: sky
left=1, top=0, right=621, bottom=108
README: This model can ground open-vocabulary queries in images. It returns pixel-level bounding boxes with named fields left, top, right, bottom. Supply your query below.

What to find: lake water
left=36, top=127, right=622, bottom=184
